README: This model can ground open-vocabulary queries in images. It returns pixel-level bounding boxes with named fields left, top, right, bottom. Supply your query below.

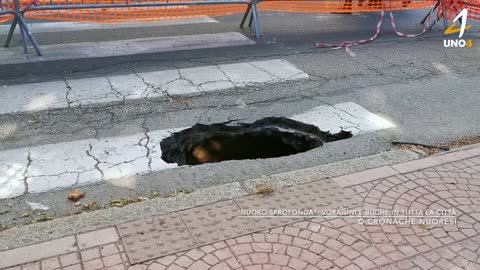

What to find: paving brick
left=21, top=262, right=40, bottom=270
left=333, top=166, right=399, bottom=187
left=173, top=256, right=193, bottom=268
left=269, top=254, right=289, bottom=266
left=412, top=255, right=434, bottom=269
left=184, top=249, right=204, bottom=261
left=40, top=257, right=61, bottom=270
left=213, top=248, right=233, bottom=260
left=62, top=265, right=82, bottom=270
left=119, top=213, right=195, bottom=264
left=0, top=237, right=77, bottom=269
left=394, top=157, right=447, bottom=173
left=81, top=248, right=101, bottom=262
left=100, top=244, right=119, bottom=257
left=102, top=254, right=123, bottom=267
left=77, top=228, right=119, bottom=250
left=83, top=258, right=104, bottom=270
left=252, top=242, right=272, bottom=253
left=105, top=264, right=126, bottom=270
left=316, top=259, right=334, bottom=270
left=231, top=244, right=253, bottom=256
left=180, top=200, right=255, bottom=245
left=186, top=260, right=209, bottom=270
left=249, top=253, right=269, bottom=264
left=156, top=256, right=176, bottom=266
left=2, top=267, right=20, bottom=270
left=202, top=254, right=220, bottom=266
left=59, top=253, right=80, bottom=267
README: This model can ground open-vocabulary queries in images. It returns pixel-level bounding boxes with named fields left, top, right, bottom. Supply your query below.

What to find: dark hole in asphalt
left=160, top=117, right=353, bottom=166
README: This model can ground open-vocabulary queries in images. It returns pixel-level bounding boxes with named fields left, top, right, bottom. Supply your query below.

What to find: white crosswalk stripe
left=0, top=59, right=308, bottom=115
left=0, top=102, right=396, bottom=199
left=0, top=32, right=256, bottom=65
left=0, top=17, right=219, bottom=35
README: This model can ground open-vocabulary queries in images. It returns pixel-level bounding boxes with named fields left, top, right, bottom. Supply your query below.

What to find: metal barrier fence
left=1, top=0, right=438, bottom=23
left=3, top=0, right=475, bottom=57
left=0, top=0, right=260, bottom=55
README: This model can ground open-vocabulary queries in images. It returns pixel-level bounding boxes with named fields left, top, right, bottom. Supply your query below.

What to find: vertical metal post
left=250, top=0, right=261, bottom=38
left=4, top=16, right=18, bottom=47
left=420, top=0, right=439, bottom=25
left=15, top=11, right=42, bottom=55
left=13, top=0, right=28, bottom=53
left=239, top=3, right=251, bottom=28
left=248, top=10, right=253, bottom=27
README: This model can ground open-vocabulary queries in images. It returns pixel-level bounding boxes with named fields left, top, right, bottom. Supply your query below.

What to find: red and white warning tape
left=316, top=7, right=437, bottom=56
left=316, top=12, right=385, bottom=57
left=389, top=10, right=432, bottom=37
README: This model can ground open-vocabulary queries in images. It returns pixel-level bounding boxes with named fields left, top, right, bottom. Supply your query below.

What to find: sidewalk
left=1, top=146, right=480, bottom=270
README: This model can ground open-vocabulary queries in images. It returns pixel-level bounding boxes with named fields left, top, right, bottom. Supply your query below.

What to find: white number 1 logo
left=444, top=9, right=471, bottom=38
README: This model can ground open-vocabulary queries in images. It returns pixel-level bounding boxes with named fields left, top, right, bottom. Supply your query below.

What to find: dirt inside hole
left=160, top=117, right=353, bottom=166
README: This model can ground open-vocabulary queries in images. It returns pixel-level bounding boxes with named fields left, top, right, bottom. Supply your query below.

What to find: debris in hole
left=445, top=136, right=480, bottom=148
left=0, top=224, right=8, bottom=232
left=34, top=213, right=55, bottom=223
left=109, top=197, right=146, bottom=208
left=168, top=188, right=193, bottom=197
left=394, top=136, right=480, bottom=156
left=27, top=201, right=50, bottom=211
left=255, top=183, right=275, bottom=195
left=161, top=117, right=352, bottom=165
left=150, top=191, right=161, bottom=198
left=19, top=212, right=31, bottom=218
left=392, top=141, right=449, bottom=156
left=82, top=202, right=97, bottom=211
left=68, top=190, right=85, bottom=202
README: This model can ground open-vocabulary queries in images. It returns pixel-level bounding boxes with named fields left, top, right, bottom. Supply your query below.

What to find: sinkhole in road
left=160, top=117, right=353, bottom=166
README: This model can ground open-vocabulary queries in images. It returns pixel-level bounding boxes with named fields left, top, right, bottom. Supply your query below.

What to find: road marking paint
left=0, top=102, right=396, bottom=199
left=291, top=102, right=397, bottom=135
left=0, top=17, right=218, bottom=35
left=0, top=149, right=28, bottom=199
left=0, top=32, right=255, bottom=65
left=0, top=59, right=308, bottom=114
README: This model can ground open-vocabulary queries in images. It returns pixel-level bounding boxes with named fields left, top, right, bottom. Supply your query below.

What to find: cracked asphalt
left=0, top=10, right=479, bottom=227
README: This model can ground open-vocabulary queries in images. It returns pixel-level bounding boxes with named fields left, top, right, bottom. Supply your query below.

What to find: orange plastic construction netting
left=1, top=0, right=247, bottom=22
left=0, top=0, right=438, bottom=23
left=441, top=0, right=480, bottom=20
left=259, top=0, right=436, bottom=13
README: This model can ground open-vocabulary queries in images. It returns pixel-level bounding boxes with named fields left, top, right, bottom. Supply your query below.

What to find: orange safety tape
left=0, top=16, right=13, bottom=22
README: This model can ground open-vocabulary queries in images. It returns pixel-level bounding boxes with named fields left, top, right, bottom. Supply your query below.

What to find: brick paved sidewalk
left=1, top=146, right=480, bottom=270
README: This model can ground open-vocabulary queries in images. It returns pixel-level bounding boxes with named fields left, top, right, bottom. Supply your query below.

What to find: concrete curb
left=332, top=146, right=480, bottom=188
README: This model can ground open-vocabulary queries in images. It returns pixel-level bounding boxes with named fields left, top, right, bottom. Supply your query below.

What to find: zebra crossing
left=0, top=17, right=397, bottom=200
